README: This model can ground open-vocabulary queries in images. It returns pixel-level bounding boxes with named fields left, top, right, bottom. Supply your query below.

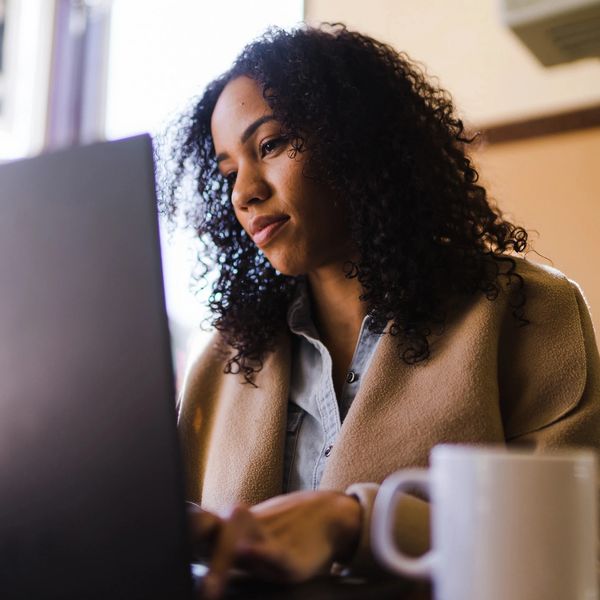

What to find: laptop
left=0, top=136, right=193, bottom=599
left=0, top=136, right=419, bottom=600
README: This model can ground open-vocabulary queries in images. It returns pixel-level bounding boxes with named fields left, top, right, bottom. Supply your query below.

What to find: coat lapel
left=320, top=297, right=506, bottom=490
left=321, top=262, right=589, bottom=490
left=200, top=334, right=291, bottom=510
left=181, top=258, right=589, bottom=507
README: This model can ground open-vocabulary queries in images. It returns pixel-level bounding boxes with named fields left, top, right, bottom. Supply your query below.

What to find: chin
left=270, top=263, right=305, bottom=278
left=265, top=250, right=309, bottom=278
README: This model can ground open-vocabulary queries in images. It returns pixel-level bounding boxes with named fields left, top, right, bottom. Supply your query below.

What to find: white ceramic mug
left=371, top=444, right=598, bottom=600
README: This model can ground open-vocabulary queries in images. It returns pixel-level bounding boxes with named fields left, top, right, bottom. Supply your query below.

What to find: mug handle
left=371, top=469, right=435, bottom=579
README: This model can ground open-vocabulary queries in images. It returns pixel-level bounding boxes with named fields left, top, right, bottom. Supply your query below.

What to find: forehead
left=211, top=76, right=271, bottom=149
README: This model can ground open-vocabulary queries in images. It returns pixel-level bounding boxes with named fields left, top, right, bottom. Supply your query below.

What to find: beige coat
left=178, top=259, right=600, bottom=570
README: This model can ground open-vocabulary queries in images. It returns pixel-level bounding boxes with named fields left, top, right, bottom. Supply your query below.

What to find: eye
left=259, top=137, right=284, bottom=158
left=225, top=172, right=237, bottom=186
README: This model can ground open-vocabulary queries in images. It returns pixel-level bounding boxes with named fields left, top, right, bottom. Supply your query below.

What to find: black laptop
left=0, top=136, right=421, bottom=600
left=0, top=136, right=193, bottom=599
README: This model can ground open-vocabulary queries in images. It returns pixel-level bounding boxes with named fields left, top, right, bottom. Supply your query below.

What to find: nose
left=231, top=165, right=270, bottom=211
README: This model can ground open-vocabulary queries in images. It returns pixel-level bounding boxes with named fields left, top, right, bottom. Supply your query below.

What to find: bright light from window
left=106, top=0, right=304, bottom=139
left=105, top=0, right=303, bottom=382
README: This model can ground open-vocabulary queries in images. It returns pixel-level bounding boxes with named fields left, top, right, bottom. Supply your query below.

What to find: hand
left=188, top=490, right=362, bottom=599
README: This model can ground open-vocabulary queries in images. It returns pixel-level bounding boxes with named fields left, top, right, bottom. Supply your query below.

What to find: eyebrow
left=215, top=115, right=276, bottom=164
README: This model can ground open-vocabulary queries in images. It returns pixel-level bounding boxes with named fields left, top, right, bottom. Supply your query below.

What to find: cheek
left=232, top=207, right=250, bottom=234
left=278, top=157, right=311, bottom=202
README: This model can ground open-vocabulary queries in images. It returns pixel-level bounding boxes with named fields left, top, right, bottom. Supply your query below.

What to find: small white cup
left=371, top=444, right=598, bottom=600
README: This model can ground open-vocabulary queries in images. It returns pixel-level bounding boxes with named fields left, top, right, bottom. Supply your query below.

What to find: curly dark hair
left=158, top=23, right=528, bottom=384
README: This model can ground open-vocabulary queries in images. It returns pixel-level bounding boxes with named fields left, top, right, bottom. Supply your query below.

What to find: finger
left=204, top=504, right=256, bottom=599
left=187, top=506, right=223, bottom=561
left=235, top=541, right=293, bottom=582
left=188, top=505, right=223, bottom=537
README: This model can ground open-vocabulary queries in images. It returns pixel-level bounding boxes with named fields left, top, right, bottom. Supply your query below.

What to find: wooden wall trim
left=479, top=104, right=600, bottom=145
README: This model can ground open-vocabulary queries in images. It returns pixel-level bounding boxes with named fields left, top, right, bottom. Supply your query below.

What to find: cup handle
left=371, top=469, right=435, bottom=579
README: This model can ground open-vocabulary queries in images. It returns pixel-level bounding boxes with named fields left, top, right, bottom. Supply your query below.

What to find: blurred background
left=1, top=0, right=599, bottom=386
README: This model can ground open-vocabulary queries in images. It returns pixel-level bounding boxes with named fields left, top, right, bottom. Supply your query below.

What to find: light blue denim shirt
left=283, top=279, right=382, bottom=492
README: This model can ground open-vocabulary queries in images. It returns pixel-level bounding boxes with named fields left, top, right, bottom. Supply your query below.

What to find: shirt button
left=346, top=371, right=358, bottom=384
left=324, top=444, right=333, bottom=457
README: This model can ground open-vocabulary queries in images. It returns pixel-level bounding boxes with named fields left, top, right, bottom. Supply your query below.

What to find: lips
left=249, top=214, right=290, bottom=247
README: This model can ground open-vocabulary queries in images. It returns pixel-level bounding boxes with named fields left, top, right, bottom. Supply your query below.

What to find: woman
left=160, top=24, right=600, bottom=598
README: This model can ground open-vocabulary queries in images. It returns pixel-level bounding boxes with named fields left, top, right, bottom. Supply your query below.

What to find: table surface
left=194, top=572, right=432, bottom=599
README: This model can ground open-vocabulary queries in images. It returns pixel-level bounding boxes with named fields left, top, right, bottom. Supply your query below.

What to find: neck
left=307, top=262, right=366, bottom=348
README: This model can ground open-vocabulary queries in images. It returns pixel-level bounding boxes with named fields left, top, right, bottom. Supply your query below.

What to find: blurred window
left=105, top=0, right=304, bottom=384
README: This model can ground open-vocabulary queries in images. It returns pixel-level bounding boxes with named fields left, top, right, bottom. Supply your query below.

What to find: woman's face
left=210, top=76, right=352, bottom=277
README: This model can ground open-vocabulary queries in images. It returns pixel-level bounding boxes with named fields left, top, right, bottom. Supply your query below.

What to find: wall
left=474, top=128, right=600, bottom=336
left=304, top=0, right=600, bottom=126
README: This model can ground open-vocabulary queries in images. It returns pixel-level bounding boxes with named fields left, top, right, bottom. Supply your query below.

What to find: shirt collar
left=287, top=277, right=317, bottom=337
left=286, top=277, right=378, bottom=341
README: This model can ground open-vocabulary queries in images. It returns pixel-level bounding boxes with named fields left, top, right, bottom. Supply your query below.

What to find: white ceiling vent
left=501, top=0, right=600, bottom=66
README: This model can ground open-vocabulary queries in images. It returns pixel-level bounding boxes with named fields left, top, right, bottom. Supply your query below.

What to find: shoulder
left=501, top=258, right=588, bottom=366
left=178, top=329, right=292, bottom=413
left=436, top=257, right=593, bottom=439
left=177, top=332, right=230, bottom=415
left=494, top=258, right=593, bottom=438
left=513, top=257, right=582, bottom=311
left=453, top=256, right=586, bottom=333
left=438, top=258, right=584, bottom=362
left=507, top=258, right=588, bottom=345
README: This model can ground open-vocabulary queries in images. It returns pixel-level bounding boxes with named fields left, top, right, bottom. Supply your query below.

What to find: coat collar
left=181, top=259, right=588, bottom=508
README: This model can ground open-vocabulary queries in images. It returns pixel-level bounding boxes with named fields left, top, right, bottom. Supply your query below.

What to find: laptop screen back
left=0, top=136, right=192, bottom=599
